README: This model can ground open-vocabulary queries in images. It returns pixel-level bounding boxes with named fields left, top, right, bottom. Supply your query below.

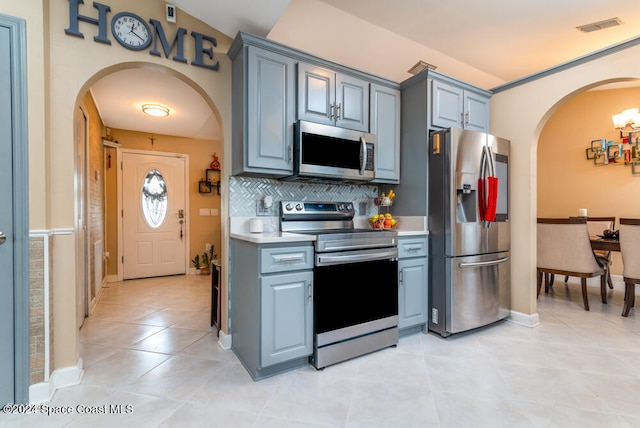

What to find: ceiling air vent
left=408, top=60, right=437, bottom=75
left=576, top=17, right=623, bottom=33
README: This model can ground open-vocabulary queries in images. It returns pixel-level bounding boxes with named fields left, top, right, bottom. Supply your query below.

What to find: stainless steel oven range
left=280, top=201, right=399, bottom=369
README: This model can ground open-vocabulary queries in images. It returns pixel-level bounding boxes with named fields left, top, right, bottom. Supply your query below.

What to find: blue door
left=0, top=14, right=29, bottom=405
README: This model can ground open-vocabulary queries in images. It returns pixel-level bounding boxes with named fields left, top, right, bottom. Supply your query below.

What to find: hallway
left=3, top=276, right=640, bottom=427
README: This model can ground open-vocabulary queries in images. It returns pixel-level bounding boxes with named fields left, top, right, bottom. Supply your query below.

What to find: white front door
left=122, top=152, right=187, bottom=279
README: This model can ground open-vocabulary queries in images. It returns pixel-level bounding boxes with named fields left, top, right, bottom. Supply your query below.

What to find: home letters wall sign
left=65, top=0, right=219, bottom=71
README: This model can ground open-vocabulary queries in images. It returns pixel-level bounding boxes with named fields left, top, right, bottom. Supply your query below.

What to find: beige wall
left=43, top=0, right=232, bottom=369
left=538, top=87, right=640, bottom=275
left=106, top=128, right=223, bottom=273
left=491, top=44, right=640, bottom=317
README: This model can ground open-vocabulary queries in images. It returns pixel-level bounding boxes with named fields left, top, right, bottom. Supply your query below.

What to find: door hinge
left=121, top=209, right=123, bottom=217
left=121, top=256, right=124, bottom=264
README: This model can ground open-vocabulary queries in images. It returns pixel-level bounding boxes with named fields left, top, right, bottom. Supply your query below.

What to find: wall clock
left=111, top=12, right=152, bottom=50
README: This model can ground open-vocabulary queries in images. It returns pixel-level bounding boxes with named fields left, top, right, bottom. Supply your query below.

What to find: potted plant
left=191, top=254, right=201, bottom=275
left=201, top=251, right=211, bottom=275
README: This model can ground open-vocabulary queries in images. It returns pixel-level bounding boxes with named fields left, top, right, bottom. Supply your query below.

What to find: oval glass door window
left=141, top=169, right=168, bottom=228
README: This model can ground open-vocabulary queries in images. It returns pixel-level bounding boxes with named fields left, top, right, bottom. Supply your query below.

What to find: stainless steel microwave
left=289, top=120, right=376, bottom=182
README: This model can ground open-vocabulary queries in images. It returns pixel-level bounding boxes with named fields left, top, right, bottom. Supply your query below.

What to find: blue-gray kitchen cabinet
left=229, top=41, right=296, bottom=177
left=298, top=62, right=370, bottom=132
left=231, top=239, right=314, bottom=380
left=397, top=236, right=428, bottom=334
left=370, top=83, right=401, bottom=183
left=431, top=73, right=490, bottom=132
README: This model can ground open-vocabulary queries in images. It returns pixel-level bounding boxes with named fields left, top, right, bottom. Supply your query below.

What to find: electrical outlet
left=205, top=243, right=211, bottom=251
left=256, top=200, right=269, bottom=216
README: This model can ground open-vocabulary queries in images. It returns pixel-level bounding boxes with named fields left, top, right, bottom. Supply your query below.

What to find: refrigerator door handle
left=459, top=256, right=509, bottom=268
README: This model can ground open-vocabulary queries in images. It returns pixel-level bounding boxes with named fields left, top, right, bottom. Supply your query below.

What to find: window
left=141, top=169, right=167, bottom=228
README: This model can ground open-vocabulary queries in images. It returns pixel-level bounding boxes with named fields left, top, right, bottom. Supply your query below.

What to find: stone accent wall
left=28, top=236, right=45, bottom=384
left=28, top=234, right=54, bottom=385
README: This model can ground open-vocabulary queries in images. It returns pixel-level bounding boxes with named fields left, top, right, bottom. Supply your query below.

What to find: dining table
left=590, top=236, right=620, bottom=252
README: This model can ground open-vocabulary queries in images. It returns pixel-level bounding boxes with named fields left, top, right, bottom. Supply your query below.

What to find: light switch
left=199, top=208, right=210, bottom=216
left=210, top=208, right=219, bottom=216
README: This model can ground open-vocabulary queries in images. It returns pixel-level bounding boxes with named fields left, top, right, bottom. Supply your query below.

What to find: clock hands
left=128, top=22, right=146, bottom=43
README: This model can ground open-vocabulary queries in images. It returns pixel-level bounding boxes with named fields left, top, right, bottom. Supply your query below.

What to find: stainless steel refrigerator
left=428, top=128, right=510, bottom=337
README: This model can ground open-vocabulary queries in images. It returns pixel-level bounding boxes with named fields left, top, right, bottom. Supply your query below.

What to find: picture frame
left=198, top=180, right=212, bottom=193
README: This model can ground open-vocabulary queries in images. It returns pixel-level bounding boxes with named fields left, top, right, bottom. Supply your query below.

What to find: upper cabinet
left=430, top=73, right=491, bottom=132
left=229, top=43, right=296, bottom=177
left=298, top=63, right=370, bottom=132
left=370, top=84, right=401, bottom=183
left=228, top=32, right=401, bottom=180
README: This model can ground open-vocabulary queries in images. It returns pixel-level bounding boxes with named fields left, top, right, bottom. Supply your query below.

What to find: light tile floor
left=3, top=275, right=640, bottom=427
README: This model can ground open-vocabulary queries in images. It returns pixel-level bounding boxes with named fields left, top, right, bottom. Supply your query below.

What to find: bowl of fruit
left=369, top=212, right=398, bottom=230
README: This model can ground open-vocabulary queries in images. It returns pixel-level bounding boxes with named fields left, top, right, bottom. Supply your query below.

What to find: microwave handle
left=359, top=136, right=366, bottom=176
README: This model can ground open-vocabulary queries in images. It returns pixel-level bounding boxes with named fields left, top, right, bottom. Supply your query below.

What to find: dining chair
left=619, top=218, right=640, bottom=317
left=561, top=216, right=616, bottom=289
left=537, top=218, right=607, bottom=311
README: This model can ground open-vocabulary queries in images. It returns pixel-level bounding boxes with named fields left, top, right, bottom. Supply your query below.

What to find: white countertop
left=230, top=231, right=316, bottom=244
left=231, top=216, right=428, bottom=243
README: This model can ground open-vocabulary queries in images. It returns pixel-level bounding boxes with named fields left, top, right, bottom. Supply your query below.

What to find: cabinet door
left=336, top=73, right=369, bottom=132
left=371, top=84, right=400, bottom=182
left=398, top=258, right=428, bottom=329
left=464, top=91, right=490, bottom=132
left=431, top=79, right=463, bottom=129
left=261, top=271, right=313, bottom=367
left=247, top=46, right=296, bottom=173
left=298, top=63, right=335, bottom=126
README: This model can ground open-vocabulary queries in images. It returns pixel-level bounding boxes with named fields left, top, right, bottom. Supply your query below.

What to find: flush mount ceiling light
left=142, top=104, right=170, bottom=118
left=407, top=60, right=437, bottom=75
left=576, top=17, right=623, bottom=33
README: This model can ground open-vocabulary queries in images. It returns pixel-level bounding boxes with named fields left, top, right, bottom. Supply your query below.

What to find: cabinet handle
left=398, top=269, right=403, bottom=285
left=336, top=103, right=342, bottom=120
left=308, top=281, right=313, bottom=300
left=402, top=245, right=423, bottom=252
left=288, top=143, right=293, bottom=163
left=272, top=254, right=305, bottom=263
left=330, top=103, right=335, bottom=120
left=464, top=111, right=470, bottom=125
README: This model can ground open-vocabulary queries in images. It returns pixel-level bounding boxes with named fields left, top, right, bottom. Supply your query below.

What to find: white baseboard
left=29, top=358, right=84, bottom=404
left=508, top=310, right=540, bottom=328
left=218, top=330, right=232, bottom=350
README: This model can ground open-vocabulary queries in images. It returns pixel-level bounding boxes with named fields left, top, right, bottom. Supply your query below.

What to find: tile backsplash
left=229, top=176, right=380, bottom=217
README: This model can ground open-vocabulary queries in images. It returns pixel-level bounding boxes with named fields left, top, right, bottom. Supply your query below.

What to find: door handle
left=0, top=232, right=5, bottom=245
left=459, top=257, right=509, bottom=268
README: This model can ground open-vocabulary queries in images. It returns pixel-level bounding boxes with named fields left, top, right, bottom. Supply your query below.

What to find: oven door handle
left=316, top=248, right=398, bottom=266
left=319, top=241, right=396, bottom=252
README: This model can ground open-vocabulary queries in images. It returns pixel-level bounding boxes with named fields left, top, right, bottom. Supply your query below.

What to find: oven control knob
left=346, top=203, right=353, bottom=211
left=338, top=203, right=345, bottom=211
left=285, top=203, right=293, bottom=211
left=295, top=204, right=303, bottom=211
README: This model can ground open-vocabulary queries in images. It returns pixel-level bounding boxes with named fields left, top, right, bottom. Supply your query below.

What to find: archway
left=73, top=61, right=225, bottom=330
left=537, top=80, right=640, bottom=287
left=491, top=44, right=640, bottom=324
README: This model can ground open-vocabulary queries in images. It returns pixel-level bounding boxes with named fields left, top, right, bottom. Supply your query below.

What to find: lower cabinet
left=261, top=271, right=313, bottom=367
left=231, top=239, right=314, bottom=380
left=397, top=236, right=428, bottom=333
